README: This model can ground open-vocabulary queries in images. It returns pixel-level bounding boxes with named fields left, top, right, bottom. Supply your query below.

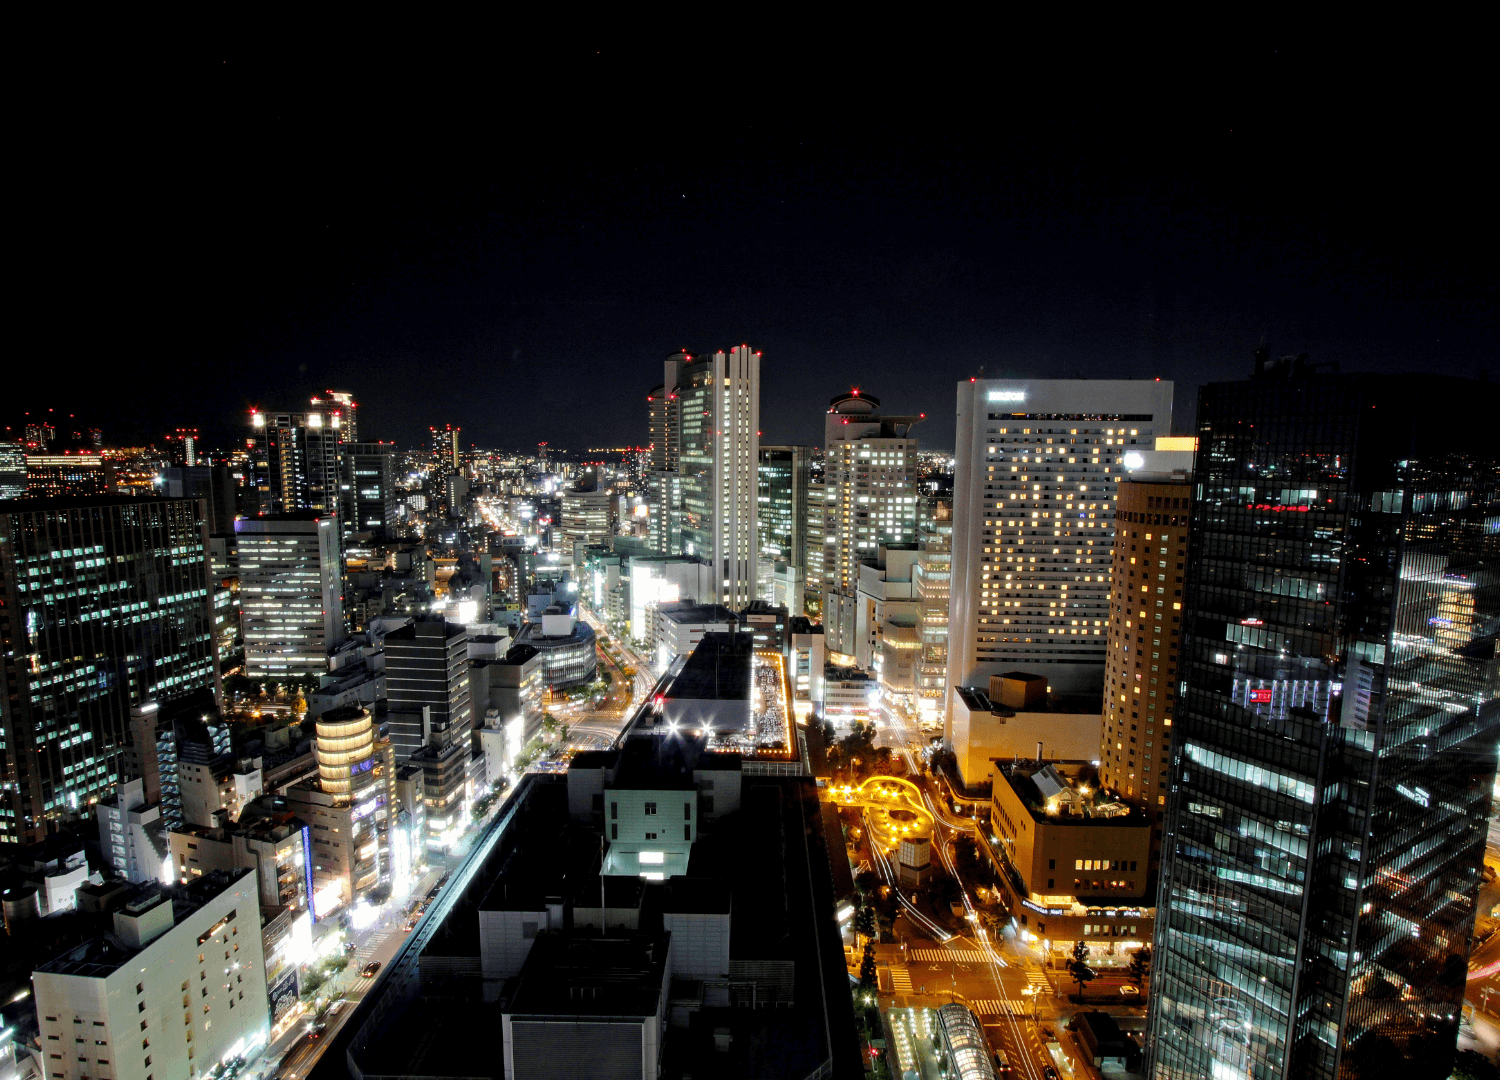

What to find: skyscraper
left=311, top=389, right=359, bottom=442
left=0, top=496, right=220, bottom=843
left=822, top=391, right=922, bottom=658
left=945, top=378, right=1173, bottom=715
left=342, top=440, right=398, bottom=538
left=248, top=407, right=343, bottom=516
left=430, top=423, right=461, bottom=471
left=234, top=512, right=345, bottom=680
left=757, top=444, right=812, bottom=609
left=913, top=496, right=953, bottom=720
left=1147, top=368, right=1499, bottom=1078
left=384, top=616, right=475, bottom=844
left=647, top=346, right=761, bottom=607
left=164, top=427, right=199, bottom=466
left=646, top=376, right=683, bottom=555
left=0, top=441, right=25, bottom=498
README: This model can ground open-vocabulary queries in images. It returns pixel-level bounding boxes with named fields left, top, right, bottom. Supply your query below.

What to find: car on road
left=360, top=961, right=382, bottom=978
left=307, top=1023, right=327, bottom=1040
left=404, top=919, right=418, bottom=932
left=1043, top=1067, right=1059, bottom=1080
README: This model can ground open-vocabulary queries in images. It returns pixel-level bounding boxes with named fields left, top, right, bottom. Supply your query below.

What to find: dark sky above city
left=15, top=47, right=1492, bottom=455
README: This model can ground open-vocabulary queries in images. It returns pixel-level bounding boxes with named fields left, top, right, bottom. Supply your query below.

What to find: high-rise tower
left=248, top=407, right=343, bottom=517
left=757, top=444, right=812, bottom=610
left=234, top=512, right=345, bottom=679
left=645, top=346, right=761, bottom=607
left=0, top=496, right=220, bottom=843
left=822, top=391, right=922, bottom=659
left=1147, top=367, right=1499, bottom=1079
left=945, top=378, right=1173, bottom=718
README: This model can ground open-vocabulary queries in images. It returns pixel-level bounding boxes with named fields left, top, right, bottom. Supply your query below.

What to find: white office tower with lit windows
left=234, top=513, right=346, bottom=680
left=645, top=346, right=760, bottom=607
left=32, top=869, right=269, bottom=1080
left=945, top=379, right=1173, bottom=721
left=821, top=391, right=923, bottom=660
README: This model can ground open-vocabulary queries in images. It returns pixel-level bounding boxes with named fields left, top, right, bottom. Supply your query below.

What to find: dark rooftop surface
left=955, top=685, right=1102, bottom=716
left=610, top=734, right=742, bottom=789
left=508, top=931, right=670, bottom=1017
left=666, top=631, right=753, bottom=702
left=657, top=602, right=740, bottom=625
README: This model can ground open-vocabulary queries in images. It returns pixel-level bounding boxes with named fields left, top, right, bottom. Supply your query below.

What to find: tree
left=1069, top=939, right=1096, bottom=1001
left=1127, top=945, right=1152, bottom=989
left=859, top=941, right=877, bottom=989
left=1452, top=1049, right=1500, bottom=1080
left=856, top=903, right=876, bottom=940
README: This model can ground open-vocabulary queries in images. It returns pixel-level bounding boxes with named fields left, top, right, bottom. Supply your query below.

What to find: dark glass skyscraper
left=1148, top=368, right=1500, bottom=1078
left=0, top=496, right=220, bottom=843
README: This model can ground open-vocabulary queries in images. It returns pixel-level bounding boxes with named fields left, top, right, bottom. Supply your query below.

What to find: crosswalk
left=1024, top=968, right=1051, bottom=994
left=890, top=965, right=913, bottom=992
left=909, top=948, right=1003, bottom=964
left=970, top=999, right=1029, bottom=1016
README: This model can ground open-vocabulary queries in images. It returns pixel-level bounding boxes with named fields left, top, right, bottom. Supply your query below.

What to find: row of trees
left=1067, top=942, right=1153, bottom=1000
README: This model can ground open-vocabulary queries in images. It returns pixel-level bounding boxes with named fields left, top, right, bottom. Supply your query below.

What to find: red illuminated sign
left=1249, top=688, right=1273, bottom=703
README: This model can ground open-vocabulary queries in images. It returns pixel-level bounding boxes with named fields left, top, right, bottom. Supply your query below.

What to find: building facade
left=234, top=513, right=344, bottom=680
left=1147, top=370, right=1500, bottom=1079
left=0, top=497, right=220, bottom=844
left=32, top=870, right=269, bottom=1080
left=247, top=408, right=343, bottom=517
left=757, top=445, right=811, bottom=611
left=341, top=442, right=397, bottom=538
left=646, top=347, right=761, bottom=607
left=821, top=392, right=922, bottom=659
left=946, top=378, right=1174, bottom=712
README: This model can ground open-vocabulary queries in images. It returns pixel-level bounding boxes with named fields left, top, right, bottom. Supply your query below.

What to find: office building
left=948, top=674, right=1101, bottom=787
left=560, top=484, right=616, bottom=563
left=164, top=428, right=200, bottom=467
left=385, top=617, right=475, bottom=845
left=1097, top=440, right=1195, bottom=808
left=757, top=444, right=811, bottom=610
left=32, top=869, right=268, bottom=1080
left=946, top=378, right=1174, bottom=716
left=384, top=615, right=473, bottom=762
left=855, top=543, right=920, bottom=686
left=234, top=513, right=345, bottom=679
left=513, top=606, right=598, bottom=688
left=159, top=465, right=237, bottom=535
left=1, top=441, right=29, bottom=497
left=644, top=381, right=682, bottom=555
left=1147, top=368, right=1500, bottom=1078
left=24, top=453, right=112, bottom=498
left=284, top=706, right=391, bottom=914
left=645, top=347, right=761, bottom=607
left=430, top=424, right=461, bottom=471
left=822, top=391, right=922, bottom=658
left=342, top=728, right=856, bottom=1080
left=310, top=390, right=359, bottom=442
left=96, top=779, right=168, bottom=885
left=247, top=408, right=343, bottom=517
left=341, top=441, right=397, bottom=538
left=803, top=476, right=826, bottom=619
left=166, top=812, right=309, bottom=912
left=0, top=496, right=219, bottom=844
left=977, top=759, right=1153, bottom=971
left=913, top=498, right=953, bottom=720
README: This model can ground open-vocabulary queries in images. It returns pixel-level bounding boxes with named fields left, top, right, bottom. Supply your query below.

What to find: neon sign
left=987, top=390, right=1027, bottom=402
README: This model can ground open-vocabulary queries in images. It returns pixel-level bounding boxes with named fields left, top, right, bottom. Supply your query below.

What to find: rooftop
left=955, top=685, right=1101, bottom=717
left=665, top=631, right=753, bottom=703
left=658, top=602, right=740, bottom=626
left=995, top=761, right=1145, bottom=826
left=35, top=869, right=253, bottom=978
left=508, top=932, right=671, bottom=1018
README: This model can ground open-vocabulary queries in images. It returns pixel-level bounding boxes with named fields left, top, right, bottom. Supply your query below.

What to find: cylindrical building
left=315, top=705, right=376, bottom=803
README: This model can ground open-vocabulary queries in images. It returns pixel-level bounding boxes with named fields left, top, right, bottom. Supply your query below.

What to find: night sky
left=17, top=50, right=1493, bottom=455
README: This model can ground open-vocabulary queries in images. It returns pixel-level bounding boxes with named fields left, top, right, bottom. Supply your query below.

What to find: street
left=830, top=697, right=1140, bottom=1080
